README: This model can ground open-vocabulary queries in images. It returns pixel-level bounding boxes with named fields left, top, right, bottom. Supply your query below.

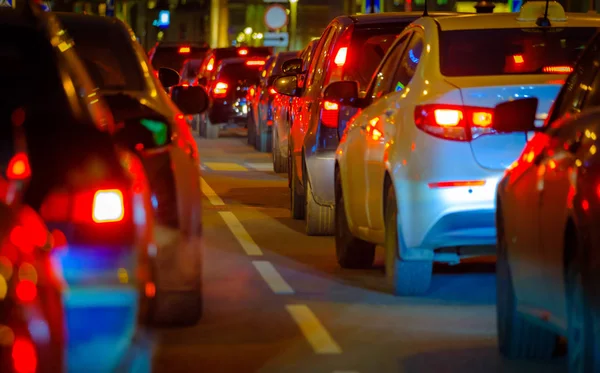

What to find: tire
left=335, top=171, right=375, bottom=268
left=496, top=209, right=557, bottom=359
left=565, top=228, right=600, bottom=373
left=290, top=155, right=305, bottom=220
left=384, top=184, right=433, bottom=296
left=247, top=113, right=256, bottom=146
left=272, top=132, right=288, bottom=173
left=304, top=169, right=334, bottom=236
left=205, top=116, right=220, bottom=139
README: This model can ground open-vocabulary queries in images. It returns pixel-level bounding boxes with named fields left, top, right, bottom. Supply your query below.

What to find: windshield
left=151, top=46, right=208, bottom=71
left=439, top=27, right=598, bottom=76
left=345, top=24, right=411, bottom=90
left=60, top=19, right=146, bottom=91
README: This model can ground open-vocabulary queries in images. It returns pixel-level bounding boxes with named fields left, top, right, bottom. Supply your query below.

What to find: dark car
left=180, top=58, right=204, bottom=86
left=198, top=56, right=266, bottom=139
left=148, top=41, right=209, bottom=72
left=275, top=12, right=455, bottom=235
left=196, top=46, right=272, bottom=88
left=3, top=4, right=156, bottom=371
left=249, top=51, right=299, bottom=153
left=57, top=13, right=209, bottom=329
left=493, top=29, right=600, bottom=372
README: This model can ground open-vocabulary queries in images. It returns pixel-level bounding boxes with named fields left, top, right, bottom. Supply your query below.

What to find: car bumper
left=209, top=99, right=249, bottom=124
left=305, top=150, right=336, bottom=206
left=394, top=174, right=501, bottom=254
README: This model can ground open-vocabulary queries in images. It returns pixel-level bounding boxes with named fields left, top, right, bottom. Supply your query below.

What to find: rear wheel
left=304, top=171, right=334, bottom=236
left=290, top=155, right=305, bottom=220
left=256, top=130, right=272, bottom=153
left=496, top=208, right=557, bottom=358
left=272, top=131, right=288, bottom=173
left=335, top=171, right=375, bottom=268
left=384, top=184, right=432, bottom=296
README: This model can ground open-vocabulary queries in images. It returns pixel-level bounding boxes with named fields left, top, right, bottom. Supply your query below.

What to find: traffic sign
left=0, top=0, right=13, bottom=8
left=263, top=32, right=289, bottom=47
left=365, top=0, right=381, bottom=13
left=264, top=4, right=288, bottom=30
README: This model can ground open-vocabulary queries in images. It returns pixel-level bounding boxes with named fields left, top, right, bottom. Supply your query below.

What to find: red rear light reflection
left=246, top=60, right=266, bottom=66
left=428, top=180, right=486, bottom=188
left=12, top=337, right=37, bottom=373
left=321, top=101, right=340, bottom=128
left=16, top=280, right=37, bottom=302
left=238, top=48, right=249, bottom=56
left=543, top=65, right=573, bottom=74
left=179, top=46, right=191, bottom=54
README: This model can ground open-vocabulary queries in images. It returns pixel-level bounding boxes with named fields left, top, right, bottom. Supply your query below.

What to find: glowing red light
left=16, top=280, right=37, bottom=302
left=543, top=65, right=573, bottom=74
left=334, top=47, right=347, bottom=66
left=7, top=153, right=31, bottom=180
left=12, top=338, right=37, bottom=373
left=178, top=46, right=191, bottom=54
left=582, top=199, right=590, bottom=211
left=269, top=87, right=277, bottom=95
left=238, top=48, right=249, bottom=56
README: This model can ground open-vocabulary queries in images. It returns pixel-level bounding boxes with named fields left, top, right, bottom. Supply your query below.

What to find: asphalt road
left=151, top=135, right=567, bottom=373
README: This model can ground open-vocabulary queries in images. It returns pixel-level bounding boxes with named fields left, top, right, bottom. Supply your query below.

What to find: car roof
left=432, top=12, right=600, bottom=31
left=343, top=11, right=459, bottom=25
left=56, top=12, right=125, bottom=28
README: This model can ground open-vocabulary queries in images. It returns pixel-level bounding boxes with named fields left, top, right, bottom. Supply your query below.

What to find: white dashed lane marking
left=218, top=211, right=263, bottom=256
left=286, top=305, right=342, bottom=355
left=252, top=261, right=294, bottom=294
left=200, top=177, right=224, bottom=206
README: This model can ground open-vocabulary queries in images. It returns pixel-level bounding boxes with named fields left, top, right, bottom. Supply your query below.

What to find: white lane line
left=252, top=261, right=294, bottom=294
left=200, top=177, right=224, bottom=206
left=246, top=163, right=274, bottom=172
left=218, top=211, right=263, bottom=256
left=286, top=305, right=342, bottom=354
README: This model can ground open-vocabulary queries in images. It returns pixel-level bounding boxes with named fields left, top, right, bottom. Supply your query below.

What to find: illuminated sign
left=153, top=10, right=170, bottom=27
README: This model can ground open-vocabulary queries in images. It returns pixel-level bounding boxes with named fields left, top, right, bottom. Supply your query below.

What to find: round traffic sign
left=264, top=4, right=288, bottom=30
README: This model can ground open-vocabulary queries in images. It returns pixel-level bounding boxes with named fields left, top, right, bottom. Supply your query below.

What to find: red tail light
left=246, top=59, right=266, bottom=66
left=543, top=65, right=573, bottom=74
left=320, top=101, right=339, bottom=128
left=7, top=153, right=31, bottom=180
left=428, top=180, right=486, bottom=188
left=178, top=46, right=191, bottom=54
left=92, top=189, right=125, bottom=223
left=12, top=337, right=37, bottom=373
left=334, top=47, right=347, bottom=66
left=269, top=87, right=277, bottom=95
left=154, top=70, right=159, bottom=78
left=213, top=81, right=229, bottom=98
left=16, top=280, right=37, bottom=302
left=414, top=104, right=494, bottom=141
left=238, top=48, right=249, bottom=56
left=206, top=57, right=215, bottom=71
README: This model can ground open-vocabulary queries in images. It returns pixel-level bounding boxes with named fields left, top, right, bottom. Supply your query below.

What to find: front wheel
left=384, top=184, right=432, bottom=296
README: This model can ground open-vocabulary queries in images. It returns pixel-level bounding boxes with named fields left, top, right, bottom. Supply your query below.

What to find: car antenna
left=536, top=0, right=552, bottom=27
left=423, top=0, right=429, bottom=16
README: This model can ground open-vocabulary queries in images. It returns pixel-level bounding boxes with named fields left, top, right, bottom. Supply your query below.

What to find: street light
left=244, top=27, right=253, bottom=35
left=289, top=0, right=298, bottom=50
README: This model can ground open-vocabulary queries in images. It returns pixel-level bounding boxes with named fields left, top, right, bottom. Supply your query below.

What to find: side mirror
left=267, top=75, right=279, bottom=87
left=281, top=58, right=303, bottom=74
left=171, top=85, right=210, bottom=115
left=493, top=98, right=539, bottom=133
left=273, top=75, right=299, bottom=97
left=158, top=67, right=180, bottom=88
left=197, top=76, right=208, bottom=86
left=323, top=81, right=360, bottom=103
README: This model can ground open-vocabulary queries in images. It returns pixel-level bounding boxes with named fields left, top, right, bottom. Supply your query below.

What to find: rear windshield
left=183, top=59, right=203, bottom=78
left=214, top=47, right=272, bottom=61
left=151, top=46, right=208, bottom=71
left=345, top=24, right=411, bottom=90
left=218, top=62, right=262, bottom=85
left=61, top=19, right=146, bottom=91
left=272, top=52, right=298, bottom=75
left=439, top=27, right=598, bottom=77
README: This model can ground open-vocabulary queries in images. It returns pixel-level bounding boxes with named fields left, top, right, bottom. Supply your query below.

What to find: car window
left=60, top=19, right=146, bottom=91
left=370, top=33, right=412, bottom=100
left=439, top=27, right=597, bottom=77
left=218, top=62, right=262, bottom=85
left=306, top=27, right=333, bottom=89
left=150, top=46, right=207, bottom=71
left=392, top=32, right=423, bottom=91
left=548, top=35, right=600, bottom=125
left=344, top=24, right=411, bottom=91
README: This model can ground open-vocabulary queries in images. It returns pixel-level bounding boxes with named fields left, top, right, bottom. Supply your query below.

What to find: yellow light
left=434, top=109, right=462, bottom=126
left=591, top=145, right=597, bottom=155
left=472, top=111, right=493, bottom=127
left=0, top=275, right=6, bottom=300
left=244, top=27, right=253, bottom=35
left=118, top=268, right=129, bottom=284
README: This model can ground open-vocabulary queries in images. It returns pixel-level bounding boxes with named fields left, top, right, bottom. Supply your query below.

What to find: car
left=196, top=46, right=273, bottom=89
left=56, top=13, right=209, bottom=329
left=272, top=39, right=320, bottom=174
left=180, top=58, right=204, bottom=86
left=0, top=70, right=65, bottom=373
left=493, top=28, right=600, bottom=372
left=247, top=55, right=276, bottom=148
left=249, top=51, right=299, bottom=153
left=198, top=56, right=267, bottom=139
left=148, top=41, right=209, bottom=73
left=327, top=1, right=600, bottom=295
left=3, top=4, right=156, bottom=371
left=274, top=13, right=452, bottom=235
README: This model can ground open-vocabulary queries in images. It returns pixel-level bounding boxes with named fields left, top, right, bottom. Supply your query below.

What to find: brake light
left=206, top=57, right=215, bottom=71
left=12, top=338, right=37, bottom=373
left=414, top=104, right=495, bottom=141
left=213, top=81, right=229, bottom=98
left=16, top=280, right=37, bottom=302
left=320, top=100, right=339, bottom=128
left=512, top=54, right=524, bottom=64
left=334, top=47, right=347, bottom=66
left=92, top=189, right=125, bottom=223
left=238, top=48, right=248, bottom=56
left=428, top=180, right=486, bottom=188
left=7, top=153, right=31, bottom=180
left=246, top=60, right=266, bottom=66
left=179, top=46, right=191, bottom=54
left=269, top=87, right=277, bottom=95
left=182, top=83, right=189, bottom=87
left=543, top=65, right=573, bottom=74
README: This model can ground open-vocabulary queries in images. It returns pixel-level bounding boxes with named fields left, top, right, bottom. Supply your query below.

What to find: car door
left=537, top=39, right=600, bottom=321
left=343, top=32, right=412, bottom=232
left=366, top=31, right=421, bottom=234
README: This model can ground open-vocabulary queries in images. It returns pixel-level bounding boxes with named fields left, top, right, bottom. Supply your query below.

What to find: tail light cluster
left=326, top=25, right=353, bottom=83
left=320, top=101, right=340, bottom=128
left=40, top=187, right=127, bottom=225
left=212, top=81, right=229, bottom=98
left=414, top=104, right=494, bottom=141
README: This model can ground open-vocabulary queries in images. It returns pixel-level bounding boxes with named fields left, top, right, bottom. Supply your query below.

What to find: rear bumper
left=209, top=98, right=249, bottom=124
left=305, top=150, right=336, bottom=206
